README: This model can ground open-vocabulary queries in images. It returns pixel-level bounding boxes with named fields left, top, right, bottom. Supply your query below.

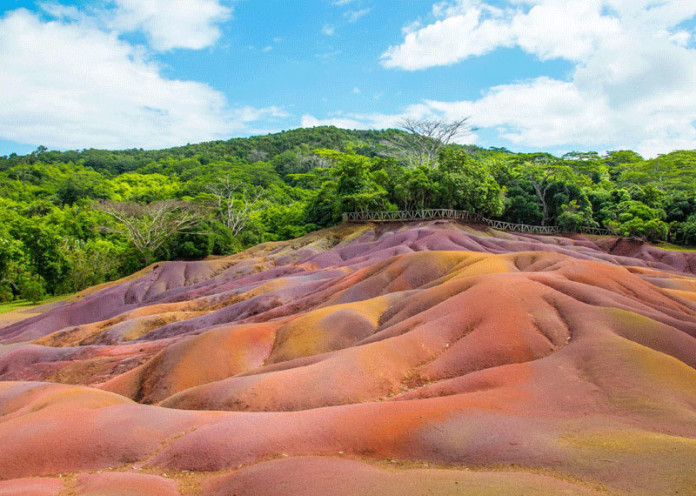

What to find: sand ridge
left=0, top=221, right=695, bottom=495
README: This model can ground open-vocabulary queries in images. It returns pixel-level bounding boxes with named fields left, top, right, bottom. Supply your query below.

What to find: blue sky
left=1, top=0, right=695, bottom=157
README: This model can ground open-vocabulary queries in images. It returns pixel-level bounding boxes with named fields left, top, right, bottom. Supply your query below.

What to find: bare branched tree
left=301, top=154, right=332, bottom=170
left=247, top=148, right=269, bottom=163
left=384, top=117, right=473, bottom=168
left=94, top=200, right=208, bottom=263
left=205, top=176, right=266, bottom=238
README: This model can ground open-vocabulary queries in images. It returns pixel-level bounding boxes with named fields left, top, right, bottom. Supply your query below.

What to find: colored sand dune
left=0, top=221, right=695, bottom=495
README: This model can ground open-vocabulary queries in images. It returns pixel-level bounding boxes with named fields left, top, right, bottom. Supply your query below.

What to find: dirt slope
left=0, top=221, right=695, bottom=495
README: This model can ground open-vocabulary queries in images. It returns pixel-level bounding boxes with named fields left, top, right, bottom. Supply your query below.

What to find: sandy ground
left=0, top=342, right=27, bottom=356
left=0, top=297, right=68, bottom=329
left=0, top=309, right=42, bottom=329
left=0, top=309, right=39, bottom=354
left=1, top=223, right=695, bottom=495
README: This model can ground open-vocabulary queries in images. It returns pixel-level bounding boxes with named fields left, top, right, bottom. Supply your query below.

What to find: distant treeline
left=1, top=126, right=695, bottom=302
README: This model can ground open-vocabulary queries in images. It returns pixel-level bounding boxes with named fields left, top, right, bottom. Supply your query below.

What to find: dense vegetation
left=1, top=126, right=695, bottom=303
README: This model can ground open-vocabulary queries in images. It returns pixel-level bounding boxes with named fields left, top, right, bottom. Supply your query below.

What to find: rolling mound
left=0, top=221, right=695, bottom=495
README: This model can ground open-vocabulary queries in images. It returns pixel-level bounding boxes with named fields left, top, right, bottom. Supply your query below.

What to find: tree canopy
left=1, top=125, right=695, bottom=303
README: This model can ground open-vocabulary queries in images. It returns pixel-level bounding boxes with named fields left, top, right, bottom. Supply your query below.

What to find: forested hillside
left=1, top=126, right=695, bottom=303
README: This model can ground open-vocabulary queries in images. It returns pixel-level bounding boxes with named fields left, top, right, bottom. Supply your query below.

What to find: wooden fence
left=342, top=209, right=616, bottom=237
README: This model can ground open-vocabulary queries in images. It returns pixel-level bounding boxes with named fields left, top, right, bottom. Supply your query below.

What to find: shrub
left=0, top=283, right=12, bottom=303
left=20, top=276, right=46, bottom=304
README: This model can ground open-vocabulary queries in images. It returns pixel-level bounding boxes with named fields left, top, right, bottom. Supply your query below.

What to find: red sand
left=0, top=221, right=695, bottom=495
left=205, top=456, right=604, bottom=495
left=0, top=477, right=63, bottom=496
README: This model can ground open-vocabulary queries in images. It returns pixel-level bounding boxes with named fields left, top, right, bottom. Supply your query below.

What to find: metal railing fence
left=342, top=209, right=616, bottom=236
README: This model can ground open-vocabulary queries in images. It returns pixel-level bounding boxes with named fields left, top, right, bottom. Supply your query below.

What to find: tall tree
left=384, top=117, right=472, bottom=168
left=313, top=149, right=390, bottom=216
left=510, top=154, right=584, bottom=226
left=438, top=148, right=504, bottom=217
left=94, top=200, right=208, bottom=264
left=205, top=176, right=265, bottom=238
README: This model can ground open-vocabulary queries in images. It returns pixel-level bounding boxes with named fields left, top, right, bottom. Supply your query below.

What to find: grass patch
left=656, top=241, right=696, bottom=252
left=0, top=295, right=66, bottom=315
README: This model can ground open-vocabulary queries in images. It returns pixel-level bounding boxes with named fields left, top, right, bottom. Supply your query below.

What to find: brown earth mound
left=0, top=221, right=695, bottom=495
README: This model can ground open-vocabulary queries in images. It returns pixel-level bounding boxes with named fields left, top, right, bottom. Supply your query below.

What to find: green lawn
left=656, top=241, right=696, bottom=253
left=0, top=295, right=66, bottom=315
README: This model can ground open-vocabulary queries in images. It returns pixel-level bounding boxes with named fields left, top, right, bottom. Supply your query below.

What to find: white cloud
left=315, top=49, right=342, bottom=59
left=301, top=104, right=448, bottom=134
left=322, top=24, right=336, bottom=36
left=668, top=30, right=692, bottom=47
left=377, top=0, right=696, bottom=156
left=38, top=2, right=83, bottom=21
left=345, top=8, right=372, bottom=23
left=381, top=0, right=625, bottom=69
left=381, top=4, right=509, bottom=70
left=235, top=106, right=288, bottom=122
left=302, top=113, right=400, bottom=131
left=110, top=0, right=232, bottom=51
left=302, top=108, right=483, bottom=145
left=511, top=1, right=621, bottom=61
left=302, top=115, right=364, bottom=129
left=381, top=0, right=696, bottom=70
left=0, top=9, right=285, bottom=150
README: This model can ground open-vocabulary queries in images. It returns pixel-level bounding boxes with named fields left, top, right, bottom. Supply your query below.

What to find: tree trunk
left=530, top=179, right=550, bottom=226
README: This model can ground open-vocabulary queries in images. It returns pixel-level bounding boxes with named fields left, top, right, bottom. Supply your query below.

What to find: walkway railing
left=342, top=209, right=616, bottom=237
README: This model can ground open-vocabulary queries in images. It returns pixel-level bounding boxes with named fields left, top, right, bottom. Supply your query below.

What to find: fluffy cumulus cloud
left=379, top=0, right=696, bottom=156
left=0, top=9, right=284, bottom=150
left=111, top=0, right=232, bottom=51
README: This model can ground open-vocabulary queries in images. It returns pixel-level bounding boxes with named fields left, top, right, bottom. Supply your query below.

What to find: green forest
left=1, top=125, right=696, bottom=304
